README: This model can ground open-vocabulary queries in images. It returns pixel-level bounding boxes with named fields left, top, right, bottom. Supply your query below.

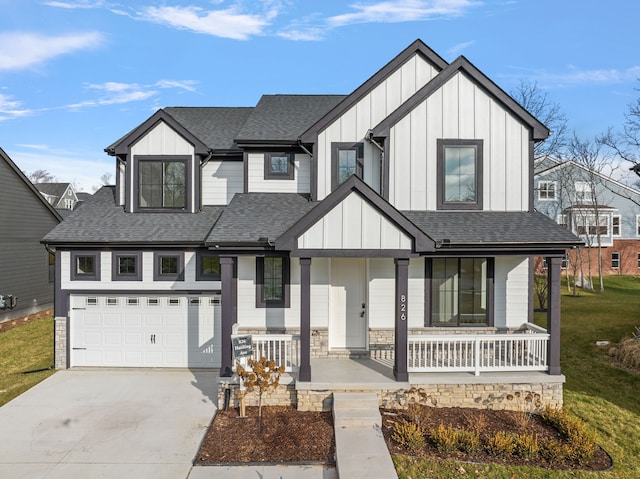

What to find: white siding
left=117, top=161, right=125, bottom=206
left=60, top=251, right=221, bottom=292
left=247, top=153, right=311, bottom=194
left=316, top=54, right=439, bottom=200
left=298, top=192, right=412, bottom=250
left=494, top=256, right=529, bottom=329
left=202, top=160, right=243, bottom=205
left=388, top=72, right=531, bottom=212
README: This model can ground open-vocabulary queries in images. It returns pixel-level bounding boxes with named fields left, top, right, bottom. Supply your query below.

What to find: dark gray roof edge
left=0, top=147, right=63, bottom=223
left=299, top=39, right=449, bottom=143
left=373, top=55, right=550, bottom=140
left=105, top=109, right=210, bottom=156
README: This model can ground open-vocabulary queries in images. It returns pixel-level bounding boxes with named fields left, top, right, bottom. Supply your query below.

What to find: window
left=557, top=214, right=568, bottom=229
left=636, top=215, right=640, bottom=236
left=196, top=252, right=221, bottom=281
left=106, top=297, right=118, bottom=306
left=637, top=253, right=640, bottom=269
left=64, top=199, right=74, bottom=209
left=136, top=156, right=188, bottom=209
left=127, top=297, right=139, bottom=306
left=264, top=152, right=294, bottom=180
left=331, top=142, right=363, bottom=190
left=112, top=252, right=142, bottom=281
left=612, top=215, right=621, bottom=236
left=575, top=181, right=592, bottom=203
left=428, top=258, right=492, bottom=327
left=437, top=139, right=483, bottom=210
left=168, top=297, right=181, bottom=306
left=70, top=251, right=100, bottom=281
left=611, top=252, right=620, bottom=269
left=538, top=181, right=556, bottom=200
left=153, top=252, right=184, bottom=281
left=147, top=297, right=160, bottom=306
left=256, top=256, right=290, bottom=308
left=86, top=297, right=98, bottom=306
left=574, top=214, right=608, bottom=236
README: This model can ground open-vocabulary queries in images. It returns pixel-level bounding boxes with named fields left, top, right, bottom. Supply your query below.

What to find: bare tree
left=26, top=169, right=55, bottom=184
left=92, top=172, right=113, bottom=192
left=511, top=80, right=569, bottom=159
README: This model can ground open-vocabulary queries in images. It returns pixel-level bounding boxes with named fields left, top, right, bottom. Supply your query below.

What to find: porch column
left=220, top=256, right=237, bottom=377
left=299, top=258, right=312, bottom=382
left=394, top=258, right=409, bottom=381
left=547, top=256, right=562, bottom=375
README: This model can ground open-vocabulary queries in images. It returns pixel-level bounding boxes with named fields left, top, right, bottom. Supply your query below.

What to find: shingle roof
left=235, top=95, right=347, bottom=143
left=35, top=182, right=70, bottom=197
left=164, top=107, right=254, bottom=151
left=43, top=186, right=224, bottom=245
left=402, top=210, right=581, bottom=246
left=206, top=193, right=316, bottom=245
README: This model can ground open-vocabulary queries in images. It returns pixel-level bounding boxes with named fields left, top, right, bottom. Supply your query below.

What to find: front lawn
left=0, top=316, right=55, bottom=407
left=394, top=276, right=640, bottom=478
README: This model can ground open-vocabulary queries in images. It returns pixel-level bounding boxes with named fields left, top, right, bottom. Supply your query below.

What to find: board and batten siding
left=494, top=256, right=529, bottom=329
left=297, top=192, right=412, bottom=250
left=0, top=157, right=59, bottom=321
left=236, top=257, right=330, bottom=330
left=60, top=251, right=221, bottom=292
left=246, top=153, right=311, bottom=194
left=129, top=121, right=196, bottom=212
left=387, top=72, right=530, bottom=211
left=202, top=160, right=243, bottom=205
left=316, top=54, right=440, bottom=200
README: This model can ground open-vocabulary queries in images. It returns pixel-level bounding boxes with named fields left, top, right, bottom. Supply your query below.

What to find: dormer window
left=135, top=156, right=189, bottom=210
left=437, top=139, right=483, bottom=210
left=264, top=152, right=294, bottom=180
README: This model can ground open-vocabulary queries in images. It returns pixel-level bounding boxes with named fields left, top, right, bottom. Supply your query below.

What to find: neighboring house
left=43, top=40, right=580, bottom=411
left=0, top=148, right=62, bottom=321
left=534, top=157, right=640, bottom=275
left=35, top=182, right=80, bottom=210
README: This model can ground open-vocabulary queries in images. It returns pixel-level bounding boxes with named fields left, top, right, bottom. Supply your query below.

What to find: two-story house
left=35, top=182, right=81, bottom=211
left=535, top=156, right=640, bottom=275
left=43, top=40, right=580, bottom=411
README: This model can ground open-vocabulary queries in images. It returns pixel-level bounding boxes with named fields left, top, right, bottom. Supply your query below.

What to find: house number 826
left=400, top=294, right=406, bottom=321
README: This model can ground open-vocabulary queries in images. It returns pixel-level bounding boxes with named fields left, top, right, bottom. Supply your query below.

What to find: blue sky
left=1, top=0, right=639, bottom=191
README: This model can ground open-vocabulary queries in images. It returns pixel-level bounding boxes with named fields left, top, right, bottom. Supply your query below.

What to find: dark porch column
left=547, top=256, right=562, bottom=375
left=394, top=258, right=409, bottom=381
left=299, top=258, right=312, bottom=381
left=220, top=256, right=236, bottom=377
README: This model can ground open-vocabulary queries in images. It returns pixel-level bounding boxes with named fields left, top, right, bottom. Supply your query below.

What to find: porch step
left=332, top=392, right=397, bottom=479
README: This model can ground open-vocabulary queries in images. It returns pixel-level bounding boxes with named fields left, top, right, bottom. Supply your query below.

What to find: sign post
left=231, top=335, right=253, bottom=417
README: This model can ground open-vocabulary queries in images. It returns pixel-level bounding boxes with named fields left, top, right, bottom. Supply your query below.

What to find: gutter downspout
left=298, top=139, right=314, bottom=201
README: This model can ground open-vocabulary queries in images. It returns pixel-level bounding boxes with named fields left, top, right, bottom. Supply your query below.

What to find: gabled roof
left=205, top=192, right=316, bottom=247
left=34, top=182, right=72, bottom=198
left=105, top=109, right=211, bottom=156
left=235, top=95, right=346, bottom=145
left=43, top=186, right=223, bottom=245
left=373, top=55, right=550, bottom=141
left=0, top=148, right=62, bottom=222
left=300, top=39, right=448, bottom=143
left=275, top=175, right=436, bottom=253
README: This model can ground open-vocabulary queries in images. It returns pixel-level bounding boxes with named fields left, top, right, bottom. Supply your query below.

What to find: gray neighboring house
left=0, top=148, right=62, bottom=321
left=35, top=182, right=80, bottom=210
left=43, top=40, right=581, bottom=412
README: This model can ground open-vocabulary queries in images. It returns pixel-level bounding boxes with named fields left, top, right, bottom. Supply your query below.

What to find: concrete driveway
left=0, top=369, right=218, bottom=479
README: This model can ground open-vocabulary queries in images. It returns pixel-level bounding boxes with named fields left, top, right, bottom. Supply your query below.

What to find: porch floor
left=295, top=358, right=565, bottom=391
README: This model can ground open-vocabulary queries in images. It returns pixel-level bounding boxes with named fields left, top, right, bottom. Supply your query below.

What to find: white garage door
left=70, top=295, right=221, bottom=368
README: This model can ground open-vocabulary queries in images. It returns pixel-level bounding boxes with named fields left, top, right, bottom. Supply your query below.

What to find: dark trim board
left=288, top=249, right=417, bottom=258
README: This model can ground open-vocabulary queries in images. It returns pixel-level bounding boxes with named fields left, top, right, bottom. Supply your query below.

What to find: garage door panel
left=71, top=295, right=221, bottom=368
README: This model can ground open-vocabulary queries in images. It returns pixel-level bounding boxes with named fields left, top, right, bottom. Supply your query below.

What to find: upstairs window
left=612, top=215, right=621, bottom=236
left=437, top=139, right=483, bottom=210
left=538, top=181, right=556, bottom=200
left=264, top=152, right=294, bottom=180
left=575, top=181, right=592, bottom=204
left=153, top=252, right=184, bottom=281
left=112, top=251, right=142, bottom=281
left=331, top=142, right=363, bottom=190
left=136, top=156, right=188, bottom=210
left=71, top=251, right=100, bottom=281
left=196, top=252, right=221, bottom=281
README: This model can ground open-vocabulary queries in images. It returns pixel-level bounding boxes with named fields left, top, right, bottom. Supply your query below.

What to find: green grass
left=395, top=276, right=640, bottom=479
left=0, top=317, right=55, bottom=407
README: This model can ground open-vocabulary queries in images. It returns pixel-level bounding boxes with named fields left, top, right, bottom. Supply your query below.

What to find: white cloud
left=446, top=40, right=475, bottom=58
left=278, top=27, right=325, bottom=41
left=505, top=65, right=640, bottom=88
left=155, top=80, right=199, bottom=93
left=138, top=5, right=270, bottom=40
left=0, top=93, right=32, bottom=121
left=0, top=31, right=105, bottom=71
left=327, top=0, right=481, bottom=27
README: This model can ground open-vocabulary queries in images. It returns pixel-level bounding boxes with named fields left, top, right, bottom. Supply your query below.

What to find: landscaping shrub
left=541, top=406, right=598, bottom=465
left=513, top=433, right=540, bottom=460
left=406, top=403, right=434, bottom=426
left=541, top=438, right=570, bottom=465
left=391, top=419, right=426, bottom=453
left=456, top=429, right=482, bottom=455
left=485, top=431, right=516, bottom=458
left=429, top=423, right=459, bottom=453
left=608, top=337, right=640, bottom=371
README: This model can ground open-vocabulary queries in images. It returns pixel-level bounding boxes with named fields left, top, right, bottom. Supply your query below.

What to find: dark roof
left=164, top=107, right=254, bottom=151
left=43, top=186, right=223, bottom=245
left=235, top=95, right=346, bottom=143
left=402, top=210, right=581, bottom=248
left=206, top=193, right=316, bottom=245
left=76, top=192, right=92, bottom=202
left=35, top=182, right=71, bottom=197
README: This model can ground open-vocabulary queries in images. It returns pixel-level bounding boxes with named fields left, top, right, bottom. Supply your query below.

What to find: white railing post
left=474, top=337, right=480, bottom=376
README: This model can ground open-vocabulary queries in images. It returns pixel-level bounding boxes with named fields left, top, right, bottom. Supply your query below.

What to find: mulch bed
left=0, top=309, right=52, bottom=334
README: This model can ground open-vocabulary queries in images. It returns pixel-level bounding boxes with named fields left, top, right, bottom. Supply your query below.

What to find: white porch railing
left=408, top=328, right=549, bottom=376
left=234, top=334, right=300, bottom=372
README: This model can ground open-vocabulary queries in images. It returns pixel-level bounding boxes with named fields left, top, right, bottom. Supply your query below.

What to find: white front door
left=329, top=258, right=367, bottom=350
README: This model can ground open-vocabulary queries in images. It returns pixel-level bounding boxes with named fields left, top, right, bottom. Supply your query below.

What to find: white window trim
left=636, top=215, right=640, bottom=237
left=612, top=214, right=622, bottom=237
left=538, top=180, right=556, bottom=200
left=611, top=252, right=620, bottom=269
